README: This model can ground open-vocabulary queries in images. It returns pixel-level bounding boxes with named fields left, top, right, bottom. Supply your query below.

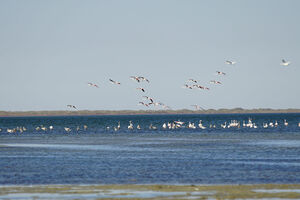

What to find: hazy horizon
left=1, top=0, right=299, bottom=111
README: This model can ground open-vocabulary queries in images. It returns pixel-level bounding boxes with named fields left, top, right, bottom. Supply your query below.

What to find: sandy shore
left=1, top=184, right=300, bottom=199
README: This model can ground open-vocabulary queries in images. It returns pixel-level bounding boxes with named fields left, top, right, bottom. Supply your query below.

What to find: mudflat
left=1, top=184, right=300, bottom=199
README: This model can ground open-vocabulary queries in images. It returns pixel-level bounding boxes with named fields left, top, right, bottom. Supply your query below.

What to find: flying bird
left=87, top=82, right=99, bottom=88
left=109, top=79, right=121, bottom=85
left=130, top=76, right=140, bottom=82
left=216, top=71, right=226, bottom=75
left=193, top=84, right=209, bottom=90
left=280, top=59, right=290, bottom=66
left=138, top=76, right=150, bottom=83
left=182, top=84, right=193, bottom=89
left=136, top=87, right=145, bottom=92
left=143, top=96, right=154, bottom=103
left=149, top=102, right=164, bottom=107
left=188, top=79, right=198, bottom=83
left=210, top=80, right=222, bottom=84
left=191, top=105, right=205, bottom=111
left=138, top=102, right=150, bottom=107
left=67, top=105, right=77, bottom=109
left=225, top=60, right=236, bottom=65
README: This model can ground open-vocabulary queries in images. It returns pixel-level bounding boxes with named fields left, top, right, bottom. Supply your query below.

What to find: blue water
left=0, top=113, right=300, bottom=185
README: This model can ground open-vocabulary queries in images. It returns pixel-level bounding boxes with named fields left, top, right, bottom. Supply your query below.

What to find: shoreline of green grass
left=1, top=184, right=300, bottom=199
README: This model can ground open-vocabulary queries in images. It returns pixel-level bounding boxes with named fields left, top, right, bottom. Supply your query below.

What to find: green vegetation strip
left=1, top=184, right=300, bottom=199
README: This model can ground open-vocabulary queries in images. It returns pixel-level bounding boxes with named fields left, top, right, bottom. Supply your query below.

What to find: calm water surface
left=0, top=113, right=300, bottom=185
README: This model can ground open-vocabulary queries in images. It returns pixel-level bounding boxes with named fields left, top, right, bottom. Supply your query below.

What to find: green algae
left=1, top=184, right=300, bottom=199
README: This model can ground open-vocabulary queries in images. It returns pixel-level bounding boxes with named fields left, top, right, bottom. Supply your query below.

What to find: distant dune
left=0, top=108, right=300, bottom=117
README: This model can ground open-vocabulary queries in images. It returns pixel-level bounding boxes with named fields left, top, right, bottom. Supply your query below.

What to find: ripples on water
left=0, top=113, right=300, bottom=185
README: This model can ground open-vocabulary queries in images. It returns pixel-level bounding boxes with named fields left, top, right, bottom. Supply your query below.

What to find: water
left=0, top=113, right=300, bottom=185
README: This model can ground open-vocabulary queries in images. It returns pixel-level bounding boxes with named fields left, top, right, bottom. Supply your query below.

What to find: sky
left=0, top=0, right=299, bottom=111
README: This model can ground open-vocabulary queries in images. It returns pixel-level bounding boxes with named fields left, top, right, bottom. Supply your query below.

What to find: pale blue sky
left=0, top=0, right=299, bottom=111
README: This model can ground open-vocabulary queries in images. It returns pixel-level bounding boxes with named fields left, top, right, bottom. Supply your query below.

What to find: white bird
left=188, top=79, right=198, bottom=83
left=138, top=76, right=150, bottom=83
left=162, top=123, right=167, bottom=129
left=183, top=84, right=193, bottom=89
left=284, top=119, right=288, bottom=126
left=87, top=82, right=99, bottom=88
left=253, top=123, right=258, bottom=129
left=64, top=127, right=71, bottom=132
left=149, top=102, right=163, bottom=107
left=128, top=121, right=134, bottom=130
left=192, top=84, right=202, bottom=89
left=138, top=102, right=150, bottom=107
left=221, top=122, right=227, bottom=129
left=198, top=120, right=206, bottom=129
left=136, top=87, right=145, bottom=92
left=191, top=105, right=205, bottom=111
left=143, top=96, right=154, bottom=103
left=225, top=60, right=236, bottom=65
left=187, top=122, right=196, bottom=129
left=210, top=80, right=222, bottom=85
left=269, top=122, right=274, bottom=127
left=280, top=59, right=290, bottom=66
left=7, top=128, right=16, bottom=133
left=8, top=128, right=17, bottom=133
left=130, top=76, right=141, bottom=82
left=149, top=124, right=157, bottom=130
left=113, top=122, right=120, bottom=131
left=216, top=71, right=226, bottom=75
left=67, top=105, right=77, bottom=109
left=109, top=79, right=121, bottom=85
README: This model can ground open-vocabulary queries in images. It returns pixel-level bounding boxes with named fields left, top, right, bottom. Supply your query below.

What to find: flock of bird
left=2, top=118, right=300, bottom=134
left=183, top=59, right=292, bottom=110
left=68, top=75, right=171, bottom=110
left=66, top=59, right=291, bottom=112
left=182, top=59, right=236, bottom=110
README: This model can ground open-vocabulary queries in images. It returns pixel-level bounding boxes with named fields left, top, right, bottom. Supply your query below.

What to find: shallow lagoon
left=0, top=113, right=300, bottom=185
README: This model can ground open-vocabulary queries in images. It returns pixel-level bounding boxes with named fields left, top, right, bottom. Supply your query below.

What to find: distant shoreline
left=0, top=108, right=300, bottom=117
